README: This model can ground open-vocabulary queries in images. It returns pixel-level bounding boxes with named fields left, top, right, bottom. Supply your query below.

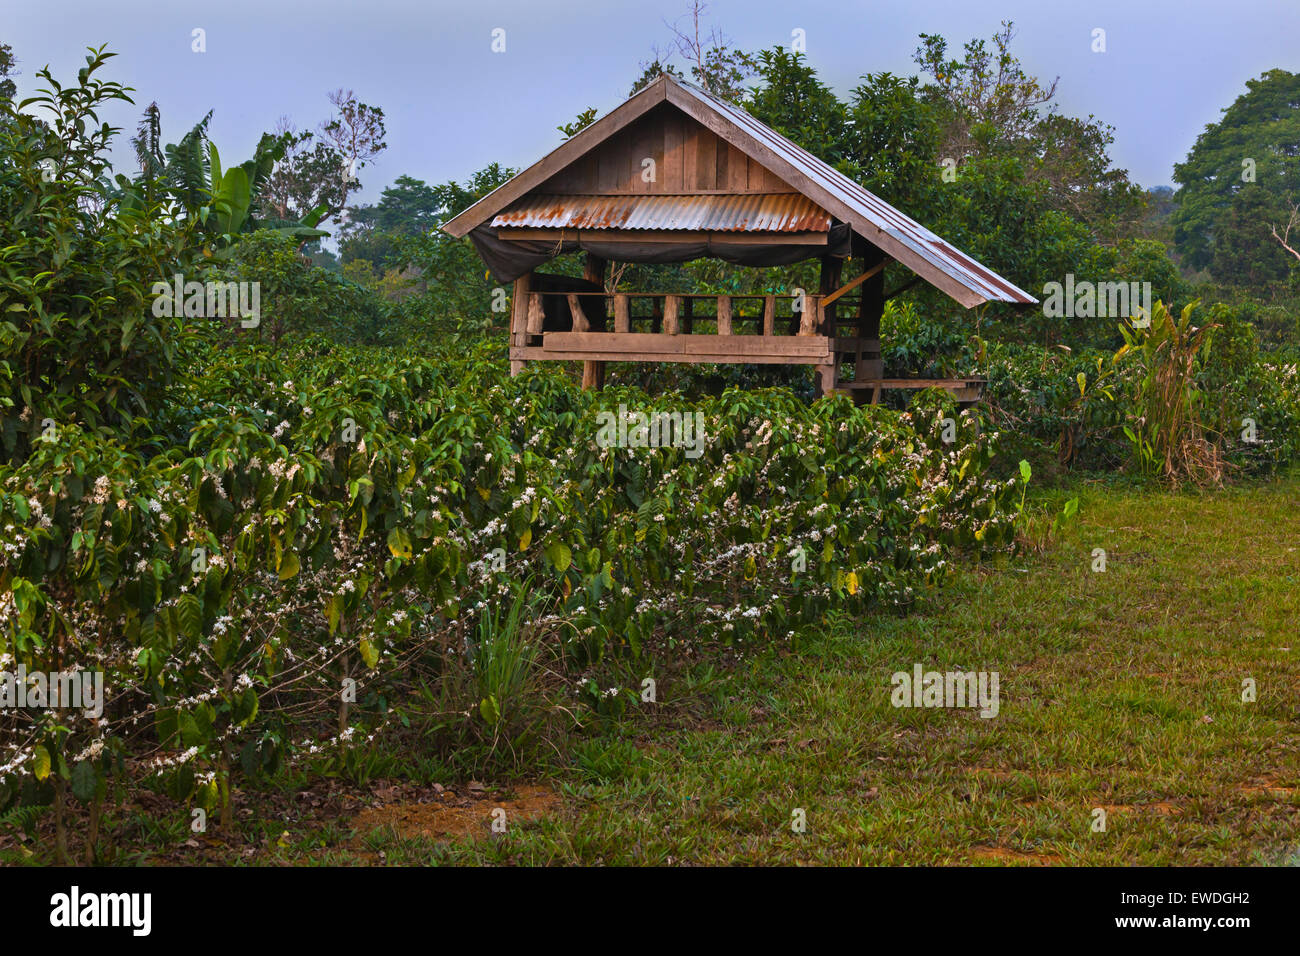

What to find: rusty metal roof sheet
left=669, top=79, right=1036, bottom=305
left=491, top=193, right=831, bottom=232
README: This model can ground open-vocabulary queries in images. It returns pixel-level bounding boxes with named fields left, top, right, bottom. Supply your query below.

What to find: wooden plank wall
left=542, top=104, right=794, bottom=195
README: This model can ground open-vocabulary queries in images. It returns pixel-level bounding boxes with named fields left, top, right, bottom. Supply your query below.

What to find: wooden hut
left=442, top=74, right=1036, bottom=401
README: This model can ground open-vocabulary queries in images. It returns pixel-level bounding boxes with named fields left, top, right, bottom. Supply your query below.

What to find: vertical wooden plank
left=697, top=129, right=717, bottom=190
left=682, top=123, right=700, bottom=191
left=762, top=295, right=775, bottom=336
left=725, top=143, right=748, bottom=192
left=716, top=296, right=732, bottom=335
left=663, top=113, right=683, bottom=192
left=614, top=294, right=630, bottom=332
left=598, top=129, right=633, bottom=193
left=663, top=295, right=680, bottom=334
left=630, top=116, right=655, bottom=194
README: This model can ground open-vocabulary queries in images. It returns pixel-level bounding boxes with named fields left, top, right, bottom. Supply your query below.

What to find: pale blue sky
left=6, top=0, right=1299, bottom=207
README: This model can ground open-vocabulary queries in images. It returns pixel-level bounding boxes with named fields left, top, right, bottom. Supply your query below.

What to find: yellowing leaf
left=477, top=486, right=491, bottom=502
left=386, top=527, right=412, bottom=559
left=33, top=745, right=51, bottom=781
left=846, top=571, right=859, bottom=595
left=518, top=527, right=532, bottom=551
left=359, top=637, right=379, bottom=669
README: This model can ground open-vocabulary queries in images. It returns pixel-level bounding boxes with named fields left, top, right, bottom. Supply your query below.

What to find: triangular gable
left=443, top=74, right=1036, bottom=307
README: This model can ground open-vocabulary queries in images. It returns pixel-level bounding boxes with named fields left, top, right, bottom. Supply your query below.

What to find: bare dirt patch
left=352, top=783, right=563, bottom=845
left=969, top=846, right=1063, bottom=865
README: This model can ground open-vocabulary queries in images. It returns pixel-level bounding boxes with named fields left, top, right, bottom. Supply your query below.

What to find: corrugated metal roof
left=670, top=79, right=1036, bottom=305
left=491, top=193, right=831, bottom=232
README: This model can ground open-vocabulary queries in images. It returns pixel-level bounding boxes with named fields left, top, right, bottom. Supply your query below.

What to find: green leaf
left=1018, top=459, right=1032, bottom=482
left=479, top=694, right=500, bottom=726
left=176, top=592, right=202, bottom=638
left=70, top=760, right=97, bottom=803
left=544, top=540, right=572, bottom=573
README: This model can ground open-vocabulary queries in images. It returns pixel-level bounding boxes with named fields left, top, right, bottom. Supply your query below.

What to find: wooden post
left=798, top=295, right=821, bottom=336
left=819, top=255, right=843, bottom=381
left=815, top=362, right=836, bottom=398
left=582, top=252, right=607, bottom=391
left=663, top=295, right=680, bottom=335
left=762, top=295, right=775, bottom=337
left=716, top=296, right=732, bottom=335
left=510, top=273, right=531, bottom=376
left=855, top=249, right=886, bottom=388
left=614, top=294, right=630, bottom=333
left=526, top=292, right=545, bottom=336
left=567, top=294, right=590, bottom=332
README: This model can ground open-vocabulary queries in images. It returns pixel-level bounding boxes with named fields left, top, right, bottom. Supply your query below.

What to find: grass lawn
left=14, top=477, right=1297, bottom=866
left=334, top=475, right=1299, bottom=866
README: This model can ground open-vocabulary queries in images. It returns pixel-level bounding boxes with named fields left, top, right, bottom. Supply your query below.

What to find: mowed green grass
left=335, top=476, right=1300, bottom=866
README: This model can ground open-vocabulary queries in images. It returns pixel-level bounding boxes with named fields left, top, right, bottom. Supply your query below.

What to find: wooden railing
left=524, top=292, right=826, bottom=338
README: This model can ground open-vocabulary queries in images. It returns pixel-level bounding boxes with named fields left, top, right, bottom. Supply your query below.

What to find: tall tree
left=1172, top=68, right=1300, bottom=278
left=262, top=90, right=387, bottom=228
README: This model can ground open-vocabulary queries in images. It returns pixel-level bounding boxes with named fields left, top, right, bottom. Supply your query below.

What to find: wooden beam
left=538, top=332, right=831, bottom=357
left=822, top=258, right=888, bottom=308
left=762, top=294, right=775, bottom=336
left=493, top=227, right=829, bottom=245
left=716, top=296, right=732, bottom=335
left=614, top=294, right=630, bottom=332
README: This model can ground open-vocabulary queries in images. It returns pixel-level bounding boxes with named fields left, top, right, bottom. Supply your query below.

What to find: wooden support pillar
left=855, top=249, right=886, bottom=389
left=716, top=296, right=732, bottom=335
left=818, top=256, right=842, bottom=335
left=567, top=294, right=591, bottom=332
left=814, top=362, right=837, bottom=398
left=614, top=294, right=630, bottom=333
left=798, top=294, right=822, bottom=336
left=819, top=254, right=844, bottom=381
left=762, top=295, right=775, bottom=336
left=581, top=253, right=607, bottom=390
left=526, top=292, right=545, bottom=335
left=510, top=273, right=531, bottom=376
left=663, top=295, right=680, bottom=335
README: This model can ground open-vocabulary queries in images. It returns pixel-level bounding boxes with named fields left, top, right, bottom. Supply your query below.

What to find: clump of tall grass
left=1116, top=300, right=1225, bottom=487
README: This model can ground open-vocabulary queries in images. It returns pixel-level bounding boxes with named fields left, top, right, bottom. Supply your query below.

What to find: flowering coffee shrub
left=0, top=333, right=1019, bottom=844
